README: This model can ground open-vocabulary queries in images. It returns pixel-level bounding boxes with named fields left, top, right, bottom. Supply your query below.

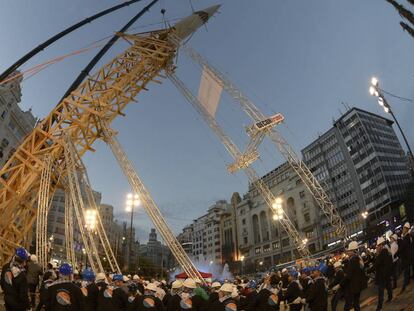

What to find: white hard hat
left=231, top=287, right=239, bottom=298
left=334, top=261, right=342, bottom=268
left=282, top=268, right=287, bottom=273
left=73, top=270, right=79, bottom=275
left=30, top=254, right=38, bottom=262
left=145, top=283, right=158, bottom=292
left=377, top=236, right=386, bottom=246
left=212, top=281, right=221, bottom=288
left=219, top=283, right=234, bottom=293
left=161, top=280, right=167, bottom=285
left=133, top=275, right=140, bottom=281
left=404, top=222, right=410, bottom=228
left=96, top=273, right=106, bottom=282
left=123, top=276, right=129, bottom=282
left=127, top=274, right=131, bottom=278
left=109, top=274, right=114, bottom=280
left=172, top=280, right=183, bottom=289
left=361, top=252, right=366, bottom=257
left=183, top=278, right=197, bottom=289
left=391, top=234, right=398, bottom=241
left=348, top=241, right=359, bottom=251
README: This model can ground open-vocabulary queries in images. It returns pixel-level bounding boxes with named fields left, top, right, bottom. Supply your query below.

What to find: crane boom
left=175, top=40, right=347, bottom=241
left=167, top=72, right=310, bottom=257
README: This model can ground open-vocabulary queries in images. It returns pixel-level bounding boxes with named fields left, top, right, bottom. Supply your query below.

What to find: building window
left=243, top=237, right=248, bottom=245
left=282, top=238, right=290, bottom=247
left=263, top=244, right=270, bottom=253
left=304, top=213, right=310, bottom=223
left=272, top=241, right=279, bottom=250
left=242, top=218, right=246, bottom=225
left=1, top=110, right=6, bottom=119
left=255, top=247, right=261, bottom=254
left=299, top=191, right=305, bottom=198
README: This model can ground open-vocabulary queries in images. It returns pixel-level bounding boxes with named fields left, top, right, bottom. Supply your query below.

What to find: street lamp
left=302, top=238, right=308, bottom=245
left=361, top=211, right=369, bottom=219
left=272, top=197, right=284, bottom=221
left=369, top=77, right=414, bottom=166
left=126, top=193, right=140, bottom=272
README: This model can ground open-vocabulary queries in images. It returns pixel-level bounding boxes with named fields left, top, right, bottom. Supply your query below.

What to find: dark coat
left=283, top=281, right=302, bottom=311
left=306, top=278, right=327, bottom=311
left=131, top=295, right=164, bottom=311
left=398, top=234, right=414, bottom=268
left=257, top=288, right=278, bottom=311
left=343, top=255, right=367, bottom=294
left=239, top=290, right=258, bottom=311
left=208, top=297, right=238, bottom=311
left=83, top=282, right=99, bottom=311
left=166, top=294, right=181, bottom=311
left=1, top=262, right=30, bottom=311
left=97, top=285, right=128, bottom=311
left=330, top=270, right=345, bottom=289
left=45, top=280, right=85, bottom=311
left=36, top=279, right=54, bottom=311
left=180, top=294, right=205, bottom=311
left=373, top=248, right=393, bottom=285
left=207, top=291, right=219, bottom=310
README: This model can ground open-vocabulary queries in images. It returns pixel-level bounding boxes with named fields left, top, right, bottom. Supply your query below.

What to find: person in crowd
left=178, top=278, right=204, bottom=311
left=389, top=234, right=399, bottom=289
left=282, top=271, right=303, bottom=311
left=208, top=283, right=237, bottom=311
left=329, top=261, right=345, bottom=311
left=306, top=268, right=327, bottom=311
left=81, top=269, right=99, bottom=311
left=36, top=269, right=57, bottom=311
left=167, top=280, right=183, bottom=311
left=371, top=236, right=393, bottom=311
left=26, top=254, right=43, bottom=308
left=257, top=274, right=279, bottom=311
left=1, top=247, right=31, bottom=311
left=397, top=222, right=413, bottom=293
left=239, top=280, right=258, bottom=311
left=45, top=262, right=84, bottom=311
left=131, top=282, right=163, bottom=311
left=97, top=273, right=128, bottom=311
left=207, top=281, right=221, bottom=308
left=343, top=241, right=366, bottom=311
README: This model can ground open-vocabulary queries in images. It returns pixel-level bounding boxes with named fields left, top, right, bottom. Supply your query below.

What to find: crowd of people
left=1, top=221, right=414, bottom=310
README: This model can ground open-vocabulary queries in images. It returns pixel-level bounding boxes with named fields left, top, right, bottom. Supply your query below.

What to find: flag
left=198, top=66, right=222, bottom=117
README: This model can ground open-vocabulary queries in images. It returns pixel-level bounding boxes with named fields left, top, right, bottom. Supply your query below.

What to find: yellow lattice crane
left=0, top=6, right=220, bottom=279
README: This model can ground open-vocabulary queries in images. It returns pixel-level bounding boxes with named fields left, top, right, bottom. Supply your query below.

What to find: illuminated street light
left=240, top=255, right=245, bottom=262
left=361, top=211, right=369, bottom=219
left=84, top=209, right=97, bottom=230
left=259, top=261, right=263, bottom=266
left=368, top=77, right=414, bottom=168
left=209, top=260, right=213, bottom=265
left=302, top=238, right=308, bottom=245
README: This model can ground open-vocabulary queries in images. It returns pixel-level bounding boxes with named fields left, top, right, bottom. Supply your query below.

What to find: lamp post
left=369, top=77, right=414, bottom=169
left=126, top=193, right=140, bottom=273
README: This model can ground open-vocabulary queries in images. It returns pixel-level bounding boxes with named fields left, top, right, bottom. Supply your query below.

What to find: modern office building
left=302, top=107, right=411, bottom=247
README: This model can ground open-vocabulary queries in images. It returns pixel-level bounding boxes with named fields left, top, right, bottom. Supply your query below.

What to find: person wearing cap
left=1, top=247, right=31, bottom=311
left=45, top=262, right=85, bottom=311
left=370, top=236, right=393, bottom=311
left=329, top=261, right=345, bottom=311
left=81, top=269, right=99, bottom=311
left=130, top=282, right=163, bottom=311
left=27, top=254, right=43, bottom=308
left=207, top=281, right=221, bottom=308
left=397, top=222, right=413, bottom=293
left=97, top=274, right=128, bottom=311
left=167, top=280, right=183, bottom=311
left=389, top=233, right=399, bottom=289
left=281, top=271, right=303, bottom=311
left=208, top=283, right=237, bottom=311
left=178, top=278, right=204, bottom=310
left=239, top=280, right=258, bottom=311
left=343, top=241, right=366, bottom=311
left=306, top=268, right=327, bottom=311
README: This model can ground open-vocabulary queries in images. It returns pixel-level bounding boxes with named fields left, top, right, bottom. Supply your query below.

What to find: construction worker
left=207, top=281, right=221, bottom=308
left=81, top=269, right=99, bottom=311
left=178, top=278, right=204, bottom=310
left=306, top=268, right=328, bottom=311
left=97, top=274, right=128, bottom=311
left=371, top=236, right=393, bottom=311
left=398, top=222, right=413, bottom=293
left=343, top=241, right=366, bottom=311
left=207, top=283, right=237, bottom=311
left=131, top=282, right=163, bottom=311
left=0, top=247, right=30, bottom=311
left=45, top=262, right=85, bottom=311
left=27, top=254, right=43, bottom=308
left=329, top=261, right=345, bottom=311
left=167, top=280, right=183, bottom=311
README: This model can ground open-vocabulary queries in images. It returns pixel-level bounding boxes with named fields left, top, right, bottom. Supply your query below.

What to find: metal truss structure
left=175, top=40, right=347, bottom=241
left=167, top=72, right=310, bottom=257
